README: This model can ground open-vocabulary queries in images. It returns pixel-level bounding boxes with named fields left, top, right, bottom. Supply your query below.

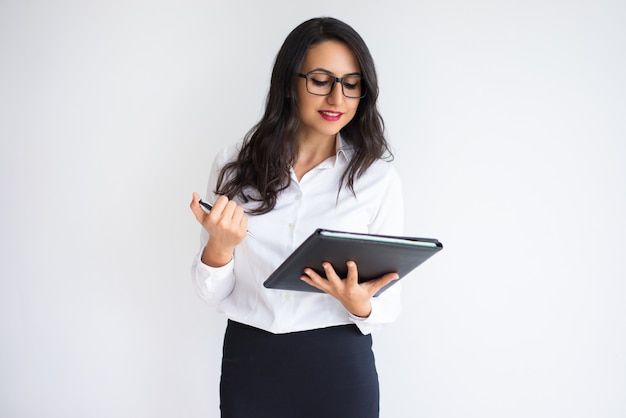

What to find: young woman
left=190, top=17, right=404, bottom=418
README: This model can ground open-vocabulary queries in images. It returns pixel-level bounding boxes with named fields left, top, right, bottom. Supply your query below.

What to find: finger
left=322, top=262, right=341, bottom=285
left=236, top=206, right=248, bottom=231
left=228, top=204, right=248, bottom=237
left=345, top=260, right=359, bottom=287
left=221, top=201, right=248, bottom=235
left=364, top=272, right=400, bottom=296
left=190, top=192, right=207, bottom=222
left=190, top=192, right=200, bottom=211
left=208, top=196, right=238, bottom=230
left=301, top=268, right=329, bottom=292
left=230, top=203, right=245, bottom=224
left=210, top=195, right=230, bottom=216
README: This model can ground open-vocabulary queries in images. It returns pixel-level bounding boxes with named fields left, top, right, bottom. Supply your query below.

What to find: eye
left=342, top=77, right=361, bottom=90
left=310, top=74, right=331, bottom=87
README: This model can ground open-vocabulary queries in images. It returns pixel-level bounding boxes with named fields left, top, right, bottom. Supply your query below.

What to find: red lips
left=319, top=110, right=343, bottom=121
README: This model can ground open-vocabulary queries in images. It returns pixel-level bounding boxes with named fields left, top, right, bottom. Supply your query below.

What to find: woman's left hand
left=300, top=261, right=399, bottom=318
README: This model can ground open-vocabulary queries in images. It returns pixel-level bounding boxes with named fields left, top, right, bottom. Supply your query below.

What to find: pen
left=199, top=199, right=214, bottom=212
left=199, top=199, right=255, bottom=238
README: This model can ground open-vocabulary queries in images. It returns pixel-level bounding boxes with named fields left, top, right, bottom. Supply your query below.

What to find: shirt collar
left=336, top=133, right=354, bottom=163
left=297, top=134, right=353, bottom=172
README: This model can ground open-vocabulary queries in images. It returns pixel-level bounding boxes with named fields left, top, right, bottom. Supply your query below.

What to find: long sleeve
left=190, top=137, right=406, bottom=335
left=190, top=144, right=239, bottom=306
left=348, top=164, right=404, bottom=335
left=190, top=230, right=236, bottom=307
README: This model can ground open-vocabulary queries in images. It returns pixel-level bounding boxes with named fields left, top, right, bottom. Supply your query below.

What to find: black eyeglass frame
left=297, top=71, right=367, bottom=99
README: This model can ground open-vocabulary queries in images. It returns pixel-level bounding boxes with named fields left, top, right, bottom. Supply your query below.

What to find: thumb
left=367, top=272, right=400, bottom=296
left=190, top=192, right=204, bottom=220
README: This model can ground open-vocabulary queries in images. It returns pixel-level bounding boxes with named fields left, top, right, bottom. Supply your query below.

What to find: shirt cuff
left=192, top=254, right=235, bottom=303
left=348, top=298, right=383, bottom=335
left=348, top=284, right=402, bottom=335
left=195, top=254, right=235, bottom=276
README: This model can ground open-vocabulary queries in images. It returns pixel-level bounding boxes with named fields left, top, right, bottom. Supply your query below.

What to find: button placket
left=288, top=190, right=303, bottom=237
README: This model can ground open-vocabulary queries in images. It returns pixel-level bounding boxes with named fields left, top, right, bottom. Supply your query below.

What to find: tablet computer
left=263, top=229, right=443, bottom=296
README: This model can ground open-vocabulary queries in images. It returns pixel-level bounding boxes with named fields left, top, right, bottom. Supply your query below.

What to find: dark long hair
left=215, top=17, right=392, bottom=214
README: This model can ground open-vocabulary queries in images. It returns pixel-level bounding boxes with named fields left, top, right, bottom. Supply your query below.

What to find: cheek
left=295, top=83, right=312, bottom=105
left=345, top=101, right=360, bottom=120
left=295, top=91, right=313, bottom=113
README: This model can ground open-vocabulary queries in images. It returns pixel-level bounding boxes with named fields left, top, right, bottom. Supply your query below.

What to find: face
left=295, top=40, right=361, bottom=142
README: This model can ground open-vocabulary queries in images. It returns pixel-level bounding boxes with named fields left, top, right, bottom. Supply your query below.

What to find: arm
left=190, top=193, right=248, bottom=267
left=301, top=164, right=405, bottom=333
left=301, top=260, right=399, bottom=317
left=190, top=146, right=247, bottom=305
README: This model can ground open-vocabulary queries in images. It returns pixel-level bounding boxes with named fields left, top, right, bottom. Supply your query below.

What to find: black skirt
left=220, top=320, right=380, bottom=418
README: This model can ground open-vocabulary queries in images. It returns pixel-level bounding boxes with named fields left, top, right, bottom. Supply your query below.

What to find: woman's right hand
left=190, top=192, right=248, bottom=267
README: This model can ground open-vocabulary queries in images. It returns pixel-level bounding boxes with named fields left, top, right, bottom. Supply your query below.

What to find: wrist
left=201, top=240, right=235, bottom=267
left=348, top=302, right=372, bottom=318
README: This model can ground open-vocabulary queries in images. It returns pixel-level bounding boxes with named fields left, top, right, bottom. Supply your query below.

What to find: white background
left=1, top=1, right=625, bottom=417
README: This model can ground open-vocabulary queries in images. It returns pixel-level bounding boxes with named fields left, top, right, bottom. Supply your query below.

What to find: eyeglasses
left=298, top=71, right=366, bottom=98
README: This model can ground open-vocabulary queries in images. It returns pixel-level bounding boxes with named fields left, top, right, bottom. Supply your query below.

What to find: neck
left=297, top=132, right=336, bottom=158
left=292, top=133, right=337, bottom=181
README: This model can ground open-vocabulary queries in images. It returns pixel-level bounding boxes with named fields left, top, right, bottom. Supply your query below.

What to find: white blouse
left=191, top=136, right=404, bottom=335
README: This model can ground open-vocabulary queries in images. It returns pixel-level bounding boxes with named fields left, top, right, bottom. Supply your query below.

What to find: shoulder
left=364, top=158, right=402, bottom=185
left=346, top=158, right=402, bottom=198
left=338, top=134, right=399, bottom=180
left=368, top=157, right=399, bottom=176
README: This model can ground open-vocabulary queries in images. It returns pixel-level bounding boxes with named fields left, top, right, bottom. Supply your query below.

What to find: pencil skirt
left=220, top=320, right=380, bottom=418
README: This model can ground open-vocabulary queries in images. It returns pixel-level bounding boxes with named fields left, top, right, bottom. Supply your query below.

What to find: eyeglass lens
left=305, top=72, right=363, bottom=98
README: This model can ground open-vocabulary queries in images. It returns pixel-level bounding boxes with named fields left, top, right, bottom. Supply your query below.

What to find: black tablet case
left=263, top=229, right=443, bottom=296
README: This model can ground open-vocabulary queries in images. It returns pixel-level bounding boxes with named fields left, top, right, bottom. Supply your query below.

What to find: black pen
left=199, top=199, right=214, bottom=212
left=199, top=199, right=255, bottom=237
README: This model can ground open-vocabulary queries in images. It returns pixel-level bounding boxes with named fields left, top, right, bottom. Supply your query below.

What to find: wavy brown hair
left=215, top=17, right=393, bottom=214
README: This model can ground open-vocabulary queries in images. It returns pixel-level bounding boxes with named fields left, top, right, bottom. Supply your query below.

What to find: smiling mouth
left=319, top=111, right=343, bottom=121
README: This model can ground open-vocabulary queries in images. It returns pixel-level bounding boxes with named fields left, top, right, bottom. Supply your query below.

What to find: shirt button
left=295, top=194, right=302, bottom=201
left=284, top=293, right=291, bottom=300
left=288, top=223, right=295, bottom=229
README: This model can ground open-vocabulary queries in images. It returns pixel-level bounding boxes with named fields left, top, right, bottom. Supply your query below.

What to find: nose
left=326, top=80, right=345, bottom=105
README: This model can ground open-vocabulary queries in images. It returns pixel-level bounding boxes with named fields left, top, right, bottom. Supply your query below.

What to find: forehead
left=301, top=40, right=361, bottom=74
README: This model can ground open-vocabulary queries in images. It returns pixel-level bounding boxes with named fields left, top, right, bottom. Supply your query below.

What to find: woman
left=190, top=16, right=404, bottom=418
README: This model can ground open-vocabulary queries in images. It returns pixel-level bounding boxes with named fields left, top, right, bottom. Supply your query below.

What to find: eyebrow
left=306, top=67, right=362, bottom=76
